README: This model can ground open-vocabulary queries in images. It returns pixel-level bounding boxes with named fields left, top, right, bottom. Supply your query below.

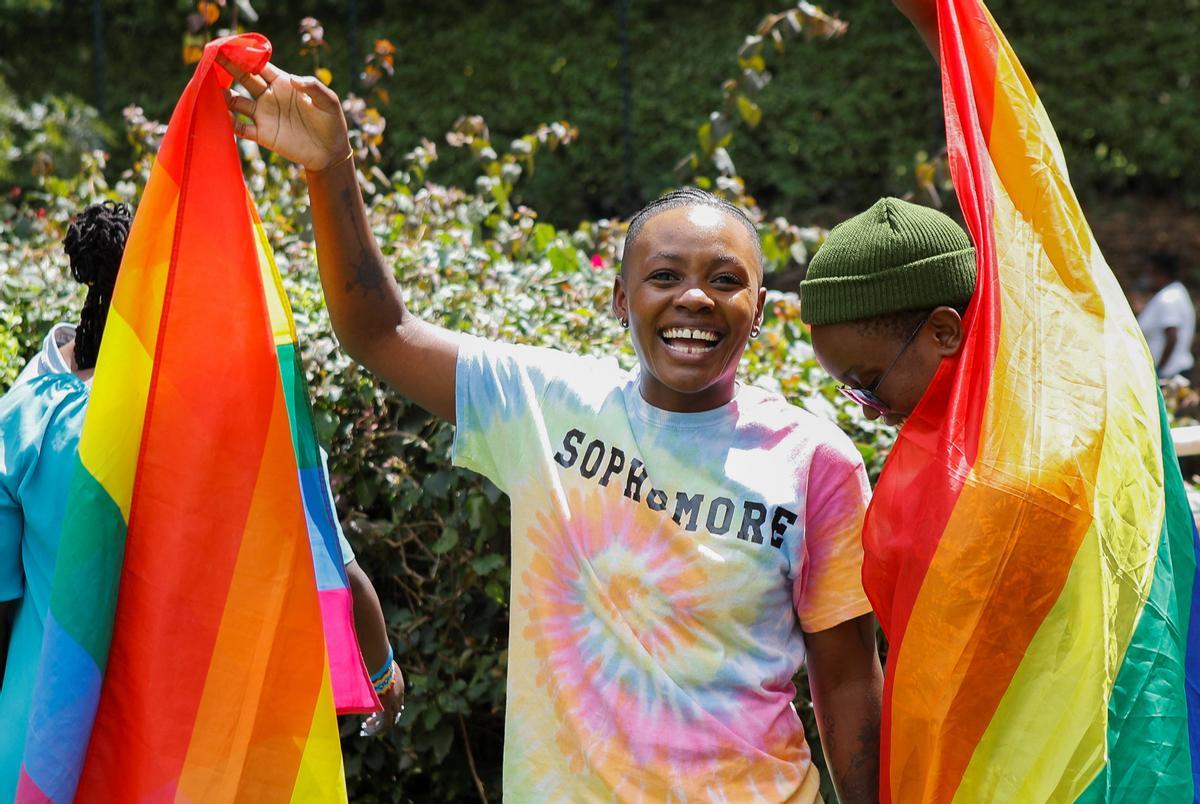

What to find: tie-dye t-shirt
left=453, top=337, right=871, bottom=802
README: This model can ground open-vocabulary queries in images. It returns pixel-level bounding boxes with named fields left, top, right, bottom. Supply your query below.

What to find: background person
left=1136, top=250, right=1195, bottom=380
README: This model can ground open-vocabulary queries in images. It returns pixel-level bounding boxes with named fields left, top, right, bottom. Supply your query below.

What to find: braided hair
left=62, top=201, right=132, bottom=371
left=622, top=188, right=762, bottom=273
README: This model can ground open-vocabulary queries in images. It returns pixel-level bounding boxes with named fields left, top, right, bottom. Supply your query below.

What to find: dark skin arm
left=805, top=613, right=883, bottom=804
left=346, top=560, right=405, bottom=732
left=219, top=58, right=461, bottom=423
left=1158, top=327, right=1180, bottom=374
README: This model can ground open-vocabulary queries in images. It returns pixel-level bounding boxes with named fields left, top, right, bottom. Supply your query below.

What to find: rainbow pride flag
left=16, top=34, right=374, bottom=802
left=862, top=2, right=1200, bottom=801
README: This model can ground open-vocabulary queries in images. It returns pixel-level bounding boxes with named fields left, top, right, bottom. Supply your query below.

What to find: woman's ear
left=928, top=306, right=966, bottom=356
left=612, top=275, right=628, bottom=323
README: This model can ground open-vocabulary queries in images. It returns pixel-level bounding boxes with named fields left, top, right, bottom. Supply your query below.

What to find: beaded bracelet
left=370, top=645, right=394, bottom=685
left=373, top=662, right=398, bottom=696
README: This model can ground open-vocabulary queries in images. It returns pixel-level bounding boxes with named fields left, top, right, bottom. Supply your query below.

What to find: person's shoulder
left=737, top=383, right=863, bottom=463
left=1164, top=282, right=1194, bottom=305
left=0, top=373, right=89, bottom=439
left=2, top=372, right=88, bottom=406
left=459, top=334, right=630, bottom=396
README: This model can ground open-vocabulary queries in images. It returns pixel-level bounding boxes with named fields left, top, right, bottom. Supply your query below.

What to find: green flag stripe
left=1078, top=398, right=1196, bottom=801
left=48, top=459, right=129, bottom=667
left=276, top=342, right=320, bottom=470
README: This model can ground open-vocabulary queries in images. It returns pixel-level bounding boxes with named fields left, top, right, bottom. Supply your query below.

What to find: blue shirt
left=0, top=372, right=90, bottom=800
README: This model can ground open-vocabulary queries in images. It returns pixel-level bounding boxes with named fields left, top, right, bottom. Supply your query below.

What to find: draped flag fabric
left=16, top=34, right=375, bottom=803
left=862, top=2, right=1200, bottom=802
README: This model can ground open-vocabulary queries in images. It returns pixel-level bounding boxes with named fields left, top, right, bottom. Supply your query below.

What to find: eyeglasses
left=837, top=315, right=929, bottom=416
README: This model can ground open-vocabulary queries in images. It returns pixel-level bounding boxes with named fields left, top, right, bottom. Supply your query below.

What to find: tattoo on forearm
left=840, top=721, right=881, bottom=804
left=339, top=189, right=387, bottom=299
left=819, top=710, right=880, bottom=804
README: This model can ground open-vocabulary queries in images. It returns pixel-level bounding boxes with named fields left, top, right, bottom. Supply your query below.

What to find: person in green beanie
left=801, top=197, right=976, bottom=427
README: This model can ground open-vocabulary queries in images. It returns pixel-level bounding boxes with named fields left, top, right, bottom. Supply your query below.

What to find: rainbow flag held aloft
left=862, top=1, right=1200, bottom=801
left=16, top=34, right=375, bottom=802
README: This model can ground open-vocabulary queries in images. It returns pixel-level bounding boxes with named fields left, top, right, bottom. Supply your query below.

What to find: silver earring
left=750, top=325, right=760, bottom=339
left=621, top=318, right=629, bottom=329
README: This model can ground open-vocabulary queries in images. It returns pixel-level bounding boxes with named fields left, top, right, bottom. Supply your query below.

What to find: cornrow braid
left=622, top=187, right=763, bottom=273
left=63, top=201, right=133, bottom=370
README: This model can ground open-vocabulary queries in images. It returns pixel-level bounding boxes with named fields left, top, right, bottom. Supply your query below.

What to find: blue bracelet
left=370, top=645, right=394, bottom=683
left=373, top=663, right=397, bottom=695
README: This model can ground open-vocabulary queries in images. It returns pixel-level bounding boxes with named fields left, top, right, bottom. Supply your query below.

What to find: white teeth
left=661, top=327, right=720, bottom=342
left=667, top=343, right=712, bottom=355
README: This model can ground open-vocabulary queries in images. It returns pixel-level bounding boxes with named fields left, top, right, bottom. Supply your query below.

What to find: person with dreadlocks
left=0, top=202, right=405, bottom=799
left=220, top=58, right=883, bottom=802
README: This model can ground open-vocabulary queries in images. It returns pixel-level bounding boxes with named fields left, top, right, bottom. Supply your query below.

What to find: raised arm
left=219, top=58, right=461, bottom=423
left=894, top=0, right=940, bottom=60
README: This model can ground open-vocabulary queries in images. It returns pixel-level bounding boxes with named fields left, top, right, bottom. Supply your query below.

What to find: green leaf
left=737, top=95, right=763, bottom=128
left=424, top=470, right=452, bottom=497
left=467, top=493, right=487, bottom=529
left=738, top=53, right=766, bottom=73
left=532, top=222, right=556, bottom=251
left=484, top=579, right=507, bottom=605
left=432, top=721, right=455, bottom=761
left=697, top=121, right=713, bottom=155
left=547, top=244, right=580, bottom=275
left=470, top=553, right=506, bottom=575
left=432, top=526, right=460, bottom=554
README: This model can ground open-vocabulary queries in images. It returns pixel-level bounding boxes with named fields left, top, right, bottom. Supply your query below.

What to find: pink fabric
left=319, top=588, right=380, bottom=714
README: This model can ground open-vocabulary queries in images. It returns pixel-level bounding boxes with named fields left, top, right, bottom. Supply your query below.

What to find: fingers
left=223, top=88, right=256, bottom=119
left=222, top=88, right=260, bottom=143
left=232, top=117, right=259, bottom=143
left=216, top=53, right=269, bottom=98
left=258, top=60, right=283, bottom=84
left=359, top=712, right=385, bottom=738
left=291, top=74, right=343, bottom=114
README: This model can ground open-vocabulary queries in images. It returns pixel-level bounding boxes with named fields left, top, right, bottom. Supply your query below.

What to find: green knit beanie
left=800, top=197, right=977, bottom=325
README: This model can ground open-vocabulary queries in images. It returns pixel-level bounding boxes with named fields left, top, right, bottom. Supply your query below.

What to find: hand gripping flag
left=16, top=34, right=376, bottom=803
left=863, top=2, right=1200, bottom=802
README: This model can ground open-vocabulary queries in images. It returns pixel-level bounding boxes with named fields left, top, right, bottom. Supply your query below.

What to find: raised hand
left=218, top=56, right=351, bottom=172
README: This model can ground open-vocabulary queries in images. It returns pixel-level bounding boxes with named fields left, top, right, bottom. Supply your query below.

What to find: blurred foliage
left=0, top=73, right=110, bottom=190
left=1, top=0, right=1196, bottom=223
left=0, top=8, right=895, bottom=796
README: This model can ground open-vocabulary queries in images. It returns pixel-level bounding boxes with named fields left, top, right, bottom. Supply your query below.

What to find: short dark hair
left=622, top=187, right=762, bottom=274
left=63, top=201, right=133, bottom=370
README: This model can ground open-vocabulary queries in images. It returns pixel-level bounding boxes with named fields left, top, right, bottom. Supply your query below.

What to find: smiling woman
left=220, top=51, right=884, bottom=803
left=613, top=193, right=765, bottom=412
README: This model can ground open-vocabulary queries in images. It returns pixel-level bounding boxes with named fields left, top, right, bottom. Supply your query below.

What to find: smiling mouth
left=659, top=327, right=724, bottom=355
